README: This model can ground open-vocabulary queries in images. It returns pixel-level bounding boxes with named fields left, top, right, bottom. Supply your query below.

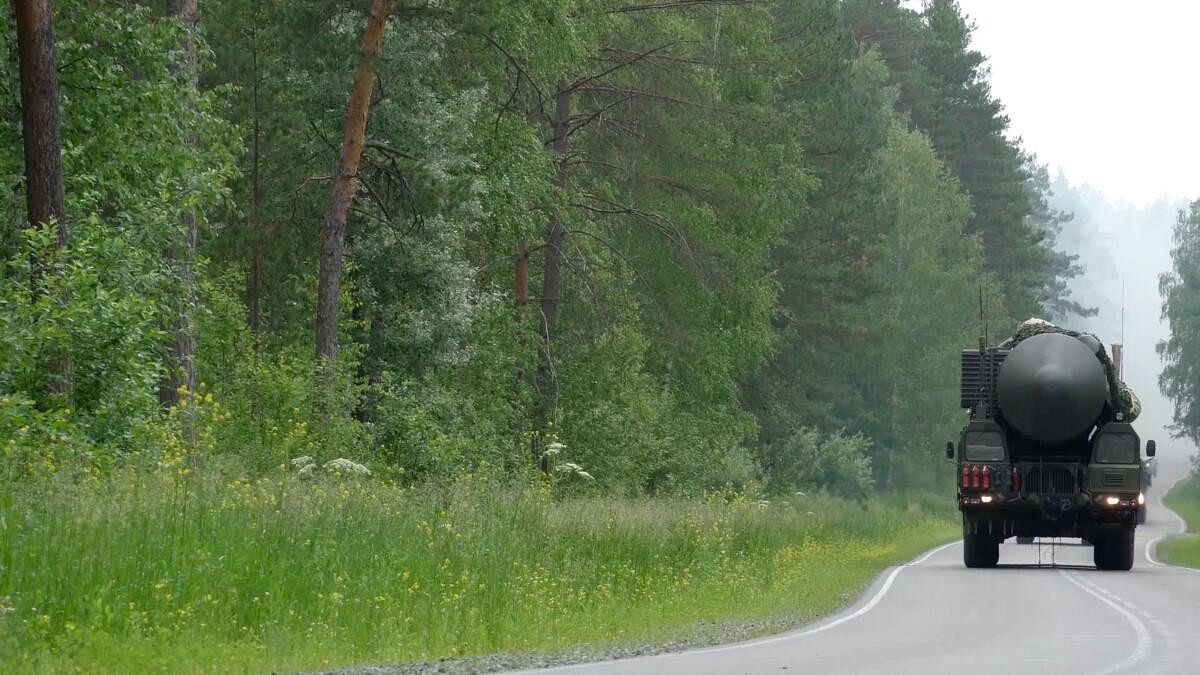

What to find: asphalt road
left=515, top=458, right=1199, bottom=675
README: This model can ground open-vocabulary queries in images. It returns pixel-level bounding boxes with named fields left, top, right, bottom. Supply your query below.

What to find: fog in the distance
left=945, top=0, right=1197, bottom=463
left=1047, top=177, right=1186, bottom=459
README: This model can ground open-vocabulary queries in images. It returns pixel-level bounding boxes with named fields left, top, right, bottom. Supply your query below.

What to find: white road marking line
left=530, top=538, right=963, bottom=673
left=689, top=539, right=961, bottom=655
left=1145, top=474, right=1190, bottom=567
left=1061, top=571, right=1153, bottom=675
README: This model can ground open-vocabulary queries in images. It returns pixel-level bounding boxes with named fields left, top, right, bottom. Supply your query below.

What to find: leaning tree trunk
left=159, top=0, right=200, bottom=409
left=14, top=0, right=72, bottom=399
left=532, top=84, right=572, bottom=469
left=314, top=0, right=391, bottom=399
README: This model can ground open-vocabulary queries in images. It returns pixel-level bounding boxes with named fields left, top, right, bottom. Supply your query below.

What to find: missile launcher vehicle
left=952, top=323, right=1154, bottom=570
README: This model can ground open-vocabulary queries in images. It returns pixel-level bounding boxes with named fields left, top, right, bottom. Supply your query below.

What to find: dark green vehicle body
left=954, top=333, right=1152, bottom=570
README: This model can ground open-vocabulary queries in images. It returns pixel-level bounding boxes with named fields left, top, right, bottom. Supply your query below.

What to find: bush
left=0, top=225, right=166, bottom=469
left=370, top=375, right=509, bottom=479
left=765, top=426, right=873, bottom=498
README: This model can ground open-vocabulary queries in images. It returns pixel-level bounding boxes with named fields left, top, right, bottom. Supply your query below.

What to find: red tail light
left=1011, top=467, right=1021, bottom=492
left=961, top=464, right=1002, bottom=492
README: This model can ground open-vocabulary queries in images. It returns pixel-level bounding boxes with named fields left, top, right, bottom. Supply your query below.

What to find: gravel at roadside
left=320, top=604, right=849, bottom=675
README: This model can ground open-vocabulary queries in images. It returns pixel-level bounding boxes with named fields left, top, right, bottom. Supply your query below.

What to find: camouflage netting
left=999, top=318, right=1142, bottom=423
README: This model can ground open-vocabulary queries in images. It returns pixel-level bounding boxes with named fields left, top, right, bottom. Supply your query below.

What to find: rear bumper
left=959, top=493, right=1138, bottom=538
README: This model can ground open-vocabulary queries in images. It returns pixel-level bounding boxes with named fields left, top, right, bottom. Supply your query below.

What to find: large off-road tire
left=1092, top=539, right=1110, bottom=569
left=964, top=532, right=1000, bottom=568
left=1093, top=528, right=1135, bottom=571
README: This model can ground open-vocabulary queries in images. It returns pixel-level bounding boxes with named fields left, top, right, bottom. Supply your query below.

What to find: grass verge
left=1161, top=473, right=1200, bottom=567
left=0, top=469, right=957, bottom=673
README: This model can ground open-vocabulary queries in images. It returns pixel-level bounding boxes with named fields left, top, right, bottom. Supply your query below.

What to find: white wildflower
left=297, top=464, right=318, bottom=480
left=290, top=456, right=314, bottom=469
left=554, top=462, right=594, bottom=481
left=323, top=458, right=371, bottom=477
left=554, top=462, right=584, bottom=474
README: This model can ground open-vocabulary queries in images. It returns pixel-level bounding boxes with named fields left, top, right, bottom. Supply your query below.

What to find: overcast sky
left=953, top=0, right=1200, bottom=205
left=944, top=1, right=1191, bottom=444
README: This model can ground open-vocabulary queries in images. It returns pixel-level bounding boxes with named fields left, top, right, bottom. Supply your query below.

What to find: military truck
left=950, top=330, right=1155, bottom=570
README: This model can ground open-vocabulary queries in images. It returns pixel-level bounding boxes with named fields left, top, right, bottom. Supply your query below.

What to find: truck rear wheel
left=1093, top=528, right=1135, bottom=571
left=964, top=532, right=999, bottom=568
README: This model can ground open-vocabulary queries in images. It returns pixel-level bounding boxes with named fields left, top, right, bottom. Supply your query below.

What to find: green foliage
left=0, top=0, right=237, bottom=469
left=842, top=0, right=1079, bottom=322
left=0, top=0, right=1107, bottom=667
left=0, top=467, right=956, bottom=672
left=1158, top=201, right=1200, bottom=442
left=0, top=0, right=1087, bottom=497
left=0, top=392, right=77, bottom=481
left=0, top=225, right=165, bottom=465
left=1160, top=474, right=1200, bottom=569
left=748, top=41, right=897, bottom=446
left=853, top=126, right=1010, bottom=489
left=370, top=374, right=509, bottom=479
left=765, top=426, right=873, bottom=499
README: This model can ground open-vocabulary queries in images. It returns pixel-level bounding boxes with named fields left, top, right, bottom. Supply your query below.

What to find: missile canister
left=996, top=332, right=1109, bottom=444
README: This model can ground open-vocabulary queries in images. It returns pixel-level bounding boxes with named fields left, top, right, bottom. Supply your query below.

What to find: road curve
left=512, top=459, right=1200, bottom=675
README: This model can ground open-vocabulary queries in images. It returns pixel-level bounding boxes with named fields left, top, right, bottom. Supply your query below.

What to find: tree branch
left=608, top=0, right=769, bottom=14
left=563, top=41, right=682, bottom=95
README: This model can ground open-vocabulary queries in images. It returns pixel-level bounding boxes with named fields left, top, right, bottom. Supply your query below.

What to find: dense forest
left=0, top=0, right=1088, bottom=496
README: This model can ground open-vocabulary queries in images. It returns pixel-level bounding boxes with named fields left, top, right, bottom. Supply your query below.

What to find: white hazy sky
left=952, top=0, right=1200, bottom=205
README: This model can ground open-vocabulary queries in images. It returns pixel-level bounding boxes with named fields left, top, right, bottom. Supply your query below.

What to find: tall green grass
left=1162, top=474, right=1200, bottom=568
left=0, top=468, right=957, bottom=673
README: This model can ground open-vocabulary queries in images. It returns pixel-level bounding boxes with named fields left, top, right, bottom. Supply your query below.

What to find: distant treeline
left=0, top=0, right=1088, bottom=494
left=1160, top=199, right=1200, bottom=445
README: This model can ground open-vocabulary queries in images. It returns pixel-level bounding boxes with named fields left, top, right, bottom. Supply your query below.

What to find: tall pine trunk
left=160, top=0, right=200, bottom=408
left=314, top=0, right=390, bottom=395
left=246, top=0, right=264, bottom=337
left=14, top=0, right=72, bottom=399
left=532, top=84, right=571, bottom=468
